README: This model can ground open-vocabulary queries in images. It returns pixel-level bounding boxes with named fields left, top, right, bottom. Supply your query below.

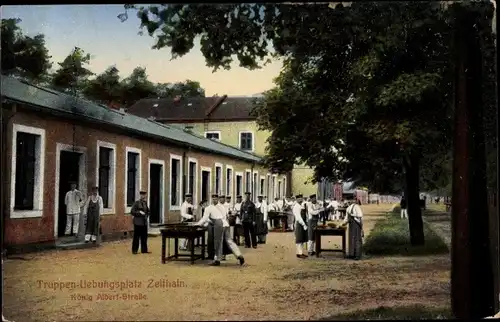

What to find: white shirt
left=276, top=199, right=284, bottom=210
left=255, top=201, right=268, bottom=221
left=196, top=204, right=229, bottom=227
left=83, top=195, right=104, bottom=216
left=343, top=204, right=363, bottom=224
left=328, top=200, right=339, bottom=210
left=233, top=202, right=242, bottom=224
left=307, top=201, right=324, bottom=220
left=180, top=201, right=195, bottom=220
left=223, top=202, right=233, bottom=214
left=65, top=189, right=83, bottom=215
left=293, top=202, right=307, bottom=227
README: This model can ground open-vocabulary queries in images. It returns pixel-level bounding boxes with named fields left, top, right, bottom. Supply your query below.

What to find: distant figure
left=130, top=191, right=150, bottom=254
left=400, top=196, right=408, bottom=219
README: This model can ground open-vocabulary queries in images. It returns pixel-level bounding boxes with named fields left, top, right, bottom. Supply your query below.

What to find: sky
left=2, top=5, right=283, bottom=96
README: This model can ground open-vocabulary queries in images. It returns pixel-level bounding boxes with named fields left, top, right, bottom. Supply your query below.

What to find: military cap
left=244, top=191, right=251, bottom=195
left=185, top=193, right=192, bottom=198
left=211, top=194, right=219, bottom=198
left=295, top=194, right=303, bottom=198
left=309, top=194, right=316, bottom=199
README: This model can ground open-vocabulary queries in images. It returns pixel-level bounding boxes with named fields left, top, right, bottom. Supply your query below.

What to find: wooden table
left=160, top=224, right=207, bottom=264
left=314, top=226, right=346, bottom=258
left=268, top=211, right=290, bottom=232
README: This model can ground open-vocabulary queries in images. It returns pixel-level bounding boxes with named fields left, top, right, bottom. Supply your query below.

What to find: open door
left=149, top=163, right=163, bottom=224
left=57, top=151, right=81, bottom=237
left=201, top=170, right=210, bottom=202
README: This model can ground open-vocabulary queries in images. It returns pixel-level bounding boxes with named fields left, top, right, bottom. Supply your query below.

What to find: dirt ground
left=3, top=204, right=450, bottom=321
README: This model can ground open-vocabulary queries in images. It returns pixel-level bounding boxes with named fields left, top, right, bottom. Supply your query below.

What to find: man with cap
left=241, top=191, right=257, bottom=248
left=233, top=195, right=244, bottom=245
left=130, top=191, right=150, bottom=254
left=64, top=181, right=84, bottom=237
left=293, top=194, right=308, bottom=258
left=255, top=195, right=269, bottom=244
left=307, top=194, right=325, bottom=256
left=180, top=193, right=196, bottom=251
left=195, top=194, right=245, bottom=266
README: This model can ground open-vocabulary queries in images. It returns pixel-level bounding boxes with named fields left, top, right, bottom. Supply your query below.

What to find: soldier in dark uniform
left=130, top=191, right=151, bottom=254
left=241, top=191, right=257, bottom=248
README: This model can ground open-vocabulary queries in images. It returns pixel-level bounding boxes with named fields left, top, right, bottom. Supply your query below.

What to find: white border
left=225, top=165, right=234, bottom=200
left=54, top=144, right=87, bottom=238
left=125, top=147, right=142, bottom=213
left=235, top=171, right=244, bottom=197
left=200, top=166, right=212, bottom=200
left=187, top=157, right=198, bottom=205
left=214, top=162, right=223, bottom=195
left=244, top=169, right=252, bottom=194
left=204, top=130, right=222, bottom=141
left=10, top=124, right=46, bottom=218
left=148, top=158, right=166, bottom=224
left=169, top=154, right=183, bottom=211
left=238, top=130, right=255, bottom=152
left=96, top=140, right=117, bottom=215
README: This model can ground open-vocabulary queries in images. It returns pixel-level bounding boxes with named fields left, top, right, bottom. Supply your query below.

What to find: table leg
left=161, top=236, right=166, bottom=264
left=201, top=234, right=206, bottom=260
left=282, top=218, right=286, bottom=232
left=190, top=237, right=195, bottom=265
left=342, top=233, right=346, bottom=258
left=174, top=238, right=179, bottom=259
left=316, top=232, right=321, bottom=257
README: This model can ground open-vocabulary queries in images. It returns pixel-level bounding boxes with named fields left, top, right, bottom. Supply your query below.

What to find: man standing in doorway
left=180, top=193, right=196, bottom=250
left=64, top=181, right=83, bottom=237
left=131, top=191, right=150, bottom=254
left=241, top=191, right=257, bottom=248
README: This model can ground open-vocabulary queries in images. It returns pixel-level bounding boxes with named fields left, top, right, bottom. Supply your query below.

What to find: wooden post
left=451, top=6, right=496, bottom=319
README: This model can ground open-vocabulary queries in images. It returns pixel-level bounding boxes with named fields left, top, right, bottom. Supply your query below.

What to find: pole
left=451, top=5, right=495, bottom=319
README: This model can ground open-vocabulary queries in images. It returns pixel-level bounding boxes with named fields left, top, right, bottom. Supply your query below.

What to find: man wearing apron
left=306, top=194, right=324, bottom=256
left=255, top=195, right=268, bottom=244
left=233, top=195, right=244, bottom=245
left=180, top=194, right=196, bottom=250
left=195, top=194, right=245, bottom=266
left=292, top=194, right=308, bottom=258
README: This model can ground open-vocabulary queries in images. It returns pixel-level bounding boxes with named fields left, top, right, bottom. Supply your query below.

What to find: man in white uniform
left=307, top=194, right=324, bottom=256
left=293, top=195, right=308, bottom=258
left=217, top=195, right=229, bottom=260
left=64, top=182, right=83, bottom=236
left=233, top=195, right=243, bottom=244
left=179, top=194, right=196, bottom=250
left=328, top=198, right=340, bottom=220
left=195, top=194, right=245, bottom=266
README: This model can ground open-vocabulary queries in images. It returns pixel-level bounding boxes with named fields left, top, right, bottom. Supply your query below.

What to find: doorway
left=149, top=163, right=163, bottom=224
left=201, top=170, right=210, bottom=202
left=57, top=151, right=82, bottom=237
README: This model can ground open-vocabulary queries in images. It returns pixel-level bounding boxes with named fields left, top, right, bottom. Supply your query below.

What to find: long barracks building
left=1, top=75, right=286, bottom=250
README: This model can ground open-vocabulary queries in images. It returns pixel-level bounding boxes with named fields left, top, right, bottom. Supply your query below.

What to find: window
left=253, top=172, right=258, bottom=199
left=125, top=148, right=141, bottom=208
left=245, top=170, right=251, bottom=194
left=11, top=125, right=45, bottom=218
left=215, top=163, right=223, bottom=195
left=272, top=175, right=276, bottom=198
left=260, top=177, right=265, bottom=196
left=170, top=154, right=182, bottom=209
left=239, top=131, right=254, bottom=151
left=226, top=166, right=233, bottom=199
left=205, top=131, right=221, bottom=141
left=283, top=177, right=287, bottom=197
left=266, top=174, right=271, bottom=201
left=188, top=158, right=197, bottom=203
left=236, top=173, right=243, bottom=196
left=96, top=141, right=116, bottom=212
left=278, top=180, right=282, bottom=199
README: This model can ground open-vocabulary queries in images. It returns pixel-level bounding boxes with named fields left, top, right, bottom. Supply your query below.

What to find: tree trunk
left=403, top=153, right=425, bottom=246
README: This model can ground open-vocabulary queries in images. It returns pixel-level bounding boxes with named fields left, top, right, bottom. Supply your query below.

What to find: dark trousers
left=243, top=222, right=257, bottom=248
left=132, top=225, right=148, bottom=253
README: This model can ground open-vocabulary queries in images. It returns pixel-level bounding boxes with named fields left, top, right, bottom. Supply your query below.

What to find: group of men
left=179, top=191, right=272, bottom=266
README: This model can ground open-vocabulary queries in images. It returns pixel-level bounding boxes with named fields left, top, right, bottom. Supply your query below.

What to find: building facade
left=127, top=96, right=319, bottom=197
left=1, top=76, right=286, bottom=247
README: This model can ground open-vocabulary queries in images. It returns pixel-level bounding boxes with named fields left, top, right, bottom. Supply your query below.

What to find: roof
left=0, top=75, right=261, bottom=163
left=126, top=96, right=257, bottom=122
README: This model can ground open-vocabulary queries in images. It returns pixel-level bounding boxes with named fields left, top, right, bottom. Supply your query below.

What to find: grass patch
left=364, top=215, right=449, bottom=256
left=321, top=305, right=452, bottom=320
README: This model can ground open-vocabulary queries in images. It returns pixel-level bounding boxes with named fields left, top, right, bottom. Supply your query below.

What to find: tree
left=120, top=67, right=157, bottom=106
left=123, top=2, right=495, bottom=246
left=83, top=65, right=123, bottom=105
left=155, top=80, right=205, bottom=98
left=51, top=47, right=93, bottom=93
left=1, top=18, right=52, bottom=82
